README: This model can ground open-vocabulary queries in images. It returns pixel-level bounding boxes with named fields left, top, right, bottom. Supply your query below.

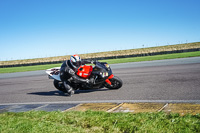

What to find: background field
left=1, top=42, right=200, bottom=67
left=0, top=51, right=200, bottom=73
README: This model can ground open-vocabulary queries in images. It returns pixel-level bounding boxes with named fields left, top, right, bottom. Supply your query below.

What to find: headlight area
left=100, top=72, right=109, bottom=78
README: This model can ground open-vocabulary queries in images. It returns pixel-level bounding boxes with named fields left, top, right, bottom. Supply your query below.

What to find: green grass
left=0, top=63, right=62, bottom=74
left=0, top=51, right=200, bottom=73
left=0, top=111, right=200, bottom=133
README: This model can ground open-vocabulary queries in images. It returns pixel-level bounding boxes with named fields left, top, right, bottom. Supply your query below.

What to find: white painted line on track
left=158, top=103, right=169, bottom=112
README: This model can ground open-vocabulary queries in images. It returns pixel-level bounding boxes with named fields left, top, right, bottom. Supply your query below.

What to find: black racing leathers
left=60, top=59, right=93, bottom=93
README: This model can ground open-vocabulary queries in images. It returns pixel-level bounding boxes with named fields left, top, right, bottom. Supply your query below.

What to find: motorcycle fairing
left=46, top=67, right=61, bottom=81
left=105, top=74, right=114, bottom=85
left=76, top=65, right=93, bottom=79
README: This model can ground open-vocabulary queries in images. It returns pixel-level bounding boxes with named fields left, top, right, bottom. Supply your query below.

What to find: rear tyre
left=53, top=79, right=66, bottom=92
left=105, top=76, right=123, bottom=89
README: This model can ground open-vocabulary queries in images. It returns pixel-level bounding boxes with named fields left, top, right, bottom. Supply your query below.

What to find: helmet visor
left=72, top=61, right=81, bottom=68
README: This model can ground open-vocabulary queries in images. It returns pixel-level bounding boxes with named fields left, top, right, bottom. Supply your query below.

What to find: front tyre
left=53, top=79, right=66, bottom=92
left=105, top=76, right=123, bottom=89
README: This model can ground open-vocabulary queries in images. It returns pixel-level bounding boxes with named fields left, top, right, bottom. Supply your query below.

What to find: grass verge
left=0, top=111, right=200, bottom=133
left=0, top=64, right=62, bottom=74
left=0, top=51, right=200, bottom=74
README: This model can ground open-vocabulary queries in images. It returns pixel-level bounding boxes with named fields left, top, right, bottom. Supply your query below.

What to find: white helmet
left=70, top=54, right=81, bottom=69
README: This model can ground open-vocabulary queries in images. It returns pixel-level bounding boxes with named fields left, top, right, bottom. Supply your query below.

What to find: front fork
left=105, top=74, right=114, bottom=85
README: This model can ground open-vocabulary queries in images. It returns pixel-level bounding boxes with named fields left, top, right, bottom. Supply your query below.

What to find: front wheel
left=53, top=79, right=66, bottom=92
left=105, top=76, right=123, bottom=89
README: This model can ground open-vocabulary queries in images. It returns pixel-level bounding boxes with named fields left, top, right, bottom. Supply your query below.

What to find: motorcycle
left=46, top=60, right=123, bottom=93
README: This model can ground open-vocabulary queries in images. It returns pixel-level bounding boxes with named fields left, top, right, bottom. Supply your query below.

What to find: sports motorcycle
left=46, top=60, right=123, bottom=93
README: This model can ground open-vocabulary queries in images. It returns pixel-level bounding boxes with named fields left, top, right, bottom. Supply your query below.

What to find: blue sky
left=0, top=0, right=200, bottom=61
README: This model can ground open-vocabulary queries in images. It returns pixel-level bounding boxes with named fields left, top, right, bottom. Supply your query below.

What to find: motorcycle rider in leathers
left=60, top=54, right=94, bottom=95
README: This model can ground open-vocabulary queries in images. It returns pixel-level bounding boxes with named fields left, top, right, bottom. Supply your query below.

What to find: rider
left=60, top=54, right=95, bottom=95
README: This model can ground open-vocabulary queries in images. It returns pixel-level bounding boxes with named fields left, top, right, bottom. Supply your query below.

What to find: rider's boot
left=63, top=81, right=74, bottom=96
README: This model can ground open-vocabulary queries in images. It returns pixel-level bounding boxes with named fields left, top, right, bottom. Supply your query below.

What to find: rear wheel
left=53, top=79, right=66, bottom=92
left=105, top=76, right=123, bottom=89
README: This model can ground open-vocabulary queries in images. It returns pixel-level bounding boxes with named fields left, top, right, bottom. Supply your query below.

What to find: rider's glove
left=92, top=60, right=97, bottom=65
left=86, top=79, right=90, bottom=83
left=86, top=78, right=94, bottom=84
left=68, top=77, right=73, bottom=82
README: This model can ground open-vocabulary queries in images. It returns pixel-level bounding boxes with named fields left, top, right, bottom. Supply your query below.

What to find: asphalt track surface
left=0, top=57, right=200, bottom=105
